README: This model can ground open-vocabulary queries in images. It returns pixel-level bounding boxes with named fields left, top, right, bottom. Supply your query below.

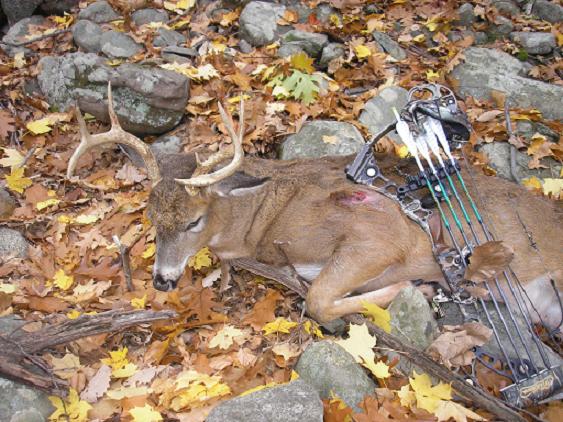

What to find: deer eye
left=184, top=216, right=203, bottom=232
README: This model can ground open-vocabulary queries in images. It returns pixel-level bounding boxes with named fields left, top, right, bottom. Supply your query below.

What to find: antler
left=67, top=82, right=161, bottom=186
left=175, top=98, right=245, bottom=188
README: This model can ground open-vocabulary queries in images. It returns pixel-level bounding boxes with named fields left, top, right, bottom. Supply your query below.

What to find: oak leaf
left=464, top=241, right=514, bottom=283
left=80, top=365, right=111, bottom=403
left=243, top=289, right=282, bottom=330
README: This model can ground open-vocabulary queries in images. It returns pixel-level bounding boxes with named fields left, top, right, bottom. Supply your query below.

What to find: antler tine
left=175, top=98, right=245, bottom=188
left=66, top=82, right=162, bottom=186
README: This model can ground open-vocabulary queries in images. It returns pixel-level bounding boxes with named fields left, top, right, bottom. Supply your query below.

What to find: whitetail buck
left=67, top=85, right=562, bottom=330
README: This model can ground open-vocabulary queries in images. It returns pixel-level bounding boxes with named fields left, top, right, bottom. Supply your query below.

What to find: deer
left=67, top=84, right=563, bottom=333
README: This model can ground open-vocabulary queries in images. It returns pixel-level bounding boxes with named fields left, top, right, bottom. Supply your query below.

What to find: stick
left=504, top=101, right=519, bottom=183
left=0, top=29, right=70, bottom=48
left=113, top=235, right=134, bottom=291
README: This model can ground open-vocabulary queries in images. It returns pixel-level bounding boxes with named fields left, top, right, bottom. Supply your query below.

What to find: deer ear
left=210, top=172, right=269, bottom=197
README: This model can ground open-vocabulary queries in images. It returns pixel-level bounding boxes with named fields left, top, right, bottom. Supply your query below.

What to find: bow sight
left=346, top=83, right=562, bottom=408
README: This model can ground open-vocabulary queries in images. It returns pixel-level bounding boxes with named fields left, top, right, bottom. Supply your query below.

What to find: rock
left=315, top=3, right=336, bottom=23
left=359, top=86, right=409, bottom=141
left=151, top=134, right=183, bottom=156
left=100, top=30, right=143, bottom=58
left=510, top=32, right=556, bottom=55
left=474, top=31, right=489, bottom=44
left=0, top=228, right=29, bottom=258
left=38, top=52, right=189, bottom=135
left=372, top=31, right=407, bottom=60
left=0, top=377, right=54, bottom=422
left=516, top=120, right=560, bottom=142
left=319, top=42, right=345, bottom=68
left=239, top=38, right=253, bottom=53
left=492, top=0, right=520, bottom=17
left=206, top=380, right=323, bottom=422
left=0, top=0, right=42, bottom=25
left=532, top=0, right=563, bottom=24
left=450, top=47, right=563, bottom=120
left=281, top=30, right=328, bottom=57
left=457, top=3, right=475, bottom=27
left=277, top=43, right=304, bottom=58
left=78, top=0, right=121, bottom=23
left=1, top=15, right=47, bottom=57
left=39, top=0, right=80, bottom=16
left=131, top=8, right=169, bottom=26
left=239, top=1, right=286, bottom=46
left=489, top=15, right=513, bottom=38
left=295, top=341, right=375, bottom=411
left=0, top=188, right=16, bottom=219
left=279, top=120, right=365, bottom=160
left=161, top=45, right=198, bottom=63
left=72, top=19, right=103, bottom=53
left=153, top=28, right=185, bottom=48
left=479, top=142, right=561, bottom=181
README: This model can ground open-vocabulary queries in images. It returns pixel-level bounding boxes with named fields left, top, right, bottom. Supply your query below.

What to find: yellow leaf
left=210, top=41, right=227, bottom=54
left=240, top=382, right=277, bottom=397
left=106, top=386, right=149, bottom=400
left=52, top=353, right=81, bottom=380
left=262, top=317, right=298, bottom=335
left=409, top=371, right=452, bottom=413
left=52, top=269, right=74, bottom=291
left=542, top=178, right=563, bottom=199
left=0, top=283, right=16, bottom=294
left=426, top=69, right=440, bottom=81
left=322, top=135, right=339, bottom=145
left=5, top=166, right=32, bottom=194
left=330, top=14, right=342, bottom=28
left=290, top=52, right=315, bottom=74
left=53, top=13, right=74, bottom=29
left=303, top=320, right=324, bottom=338
left=142, top=243, right=156, bottom=259
left=171, top=370, right=231, bottom=410
left=413, top=34, right=426, bottom=43
left=106, top=59, right=123, bottom=66
left=395, top=144, right=409, bottom=158
left=522, top=176, right=542, bottom=190
left=337, top=323, right=383, bottom=377
left=101, top=347, right=138, bottom=378
left=290, top=370, right=299, bottom=381
left=354, top=44, right=372, bottom=59
left=557, top=32, right=563, bottom=47
left=209, top=325, right=244, bottom=349
left=131, top=294, right=147, bottom=310
left=130, top=404, right=163, bottom=422
left=37, top=198, right=60, bottom=211
left=67, top=309, right=81, bottom=319
left=369, top=360, right=391, bottom=379
left=188, top=247, right=212, bottom=270
left=434, top=400, right=486, bottom=422
left=49, top=388, right=92, bottom=422
left=13, top=52, right=26, bottom=68
left=362, top=301, right=391, bottom=333
left=74, top=214, right=99, bottom=225
left=397, top=384, right=416, bottom=408
left=227, top=94, right=251, bottom=104
left=220, top=10, right=240, bottom=27
left=0, top=148, right=24, bottom=169
left=27, top=118, right=53, bottom=135
left=164, top=0, right=195, bottom=12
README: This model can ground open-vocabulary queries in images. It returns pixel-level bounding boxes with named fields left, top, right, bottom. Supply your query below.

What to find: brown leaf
left=28, top=296, right=68, bottom=312
left=80, top=364, right=111, bottom=403
left=323, top=398, right=354, bottom=422
left=464, top=241, right=514, bottom=283
left=243, top=289, right=283, bottom=331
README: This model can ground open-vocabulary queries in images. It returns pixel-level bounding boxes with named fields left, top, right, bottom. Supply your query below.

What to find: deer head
left=67, top=83, right=265, bottom=291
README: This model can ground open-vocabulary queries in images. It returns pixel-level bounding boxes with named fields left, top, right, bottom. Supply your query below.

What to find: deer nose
left=153, top=273, right=176, bottom=291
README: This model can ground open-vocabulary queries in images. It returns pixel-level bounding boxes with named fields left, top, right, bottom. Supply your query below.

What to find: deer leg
left=219, top=260, right=232, bottom=292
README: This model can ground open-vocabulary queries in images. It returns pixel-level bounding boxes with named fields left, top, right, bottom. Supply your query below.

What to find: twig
left=504, top=100, right=520, bottom=183
left=0, top=29, right=70, bottom=48
left=113, top=235, right=134, bottom=291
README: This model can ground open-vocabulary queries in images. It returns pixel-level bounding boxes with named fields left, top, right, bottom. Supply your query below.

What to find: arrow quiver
left=346, top=83, right=562, bottom=408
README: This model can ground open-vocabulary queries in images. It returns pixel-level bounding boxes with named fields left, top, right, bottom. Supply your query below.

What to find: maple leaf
left=323, top=397, right=354, bottom=422
left=131, top=294, right=147, bottom=310
left=409, top=371, right=452, bottom=413
left=49, top=388, right=92, bottom=422
left=209, top=325, right=244, bottom=349
left=36, top=198, right=60, bottom=211
left=5, top=166, right=32, bottom=194
left=170, top=370, right=231, bottom=411
left=290, top=52, right=315, bottom=74
left=188, top=247, right=212, bottom=270
left=522, top=176, right=542, bottom=190
left=337, top=324, right=384, bottom=378
left=434, top=399, right=486, bottom=422
left=369, top=360, right=391, bottom=379
left=280, top=70, right=322, bottom=105
left=272, top=342, right=301, bottom=360
left=51, top=269, right=74, bottom=290
left=361, top=301, right=391, bottom=333
left=0, top=283, right=16, bottom=294
left=303, top=320, right=324, bottom=338
left=27, top=117, right=52, bottom=135
left=397, top=384, right=416, bottom=407
left=130, top=404, right=163, bottom=422
left=51, top=353, right=81, bottom=380
left=101, top=347, right=138, bottom=378
left=354, top=44, right=372, bottom=59
left=543, top=178, right=563, bottom=199
left=0, top=148, right=24, bottom=169
left=262, top=317, right=298, bottom=335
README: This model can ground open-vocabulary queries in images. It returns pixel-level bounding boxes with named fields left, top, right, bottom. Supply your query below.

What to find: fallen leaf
left=262, top=317, right=298, bottom=335
left=464, top=241, right=514, bottom=283
left=27, top=118, right=52, bottom=135
left=208, top=325, right=244, bottom=349
left=434, top=399, right=486, bottom=422
left=130, top=404, right=163, bottom=422
left=542, top=178, right=563, bottom=199
left=0, top=148, right=24, bottom=169
left=354, top=44, right=372, bottom=58
left=80, top=365, right=111, bottom=403
left=409, top=371, right=452, bottom=413
left=290, top=52, right=315, bottom=74
left=49, top=388, right=92, bottom=422
left=101, top=347, right=138, bottom=378
left=131, top=294, right=147, bottom=310
left=51, top=269, right=74, bottom=291
left=5, top=167, right=32, bottom=194
left=362, top=301, right=391, bottom=333
left=272, top=342, right=301, bottom=360
left=51, top=353, right=81, bottom=380
left=188, top=247, right=212, bottom=270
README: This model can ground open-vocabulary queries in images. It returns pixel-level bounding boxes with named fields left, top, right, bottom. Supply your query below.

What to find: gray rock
left=315, top=3, right=336, bottom=23
left=281, top=30, right=328, bottom=57
left=295, top=341, right=375, bottom=411
left=78, top=0, right=121, bottom=23
left=151, top=134, right=183, bottom=155
left=359, top=86, right=409, bottom=141
left=0, top=228, right=28, bottom=258
left=1, top=15, right=47, bottom=56
left=38, top=53, right=189, bottom=135
left=206, top=379, right=323, bottom=422
left=131, top=8, right=169, bottom=26
left=532, top=0, right=563, bottom=24
left=39, top=0, right=80, bottom=16
left=153, top=28, right=185, bottom=48
left=0, top=188, right=16, bottom=219
left=479, top=142, right=561, bottom=181
left=72, top=19, right=103, bottom=53
left=161, top=45, right=198, bottom=63
left=277, top=43, right=304, bottom=58
left=372, top=31, right=407, bottom=60
left=510, top=32, right=556, bottom=55
left=0, top=0, right=42, bottom=25
left=516, top=120, right=560, bottom=142
left=239, top=38, right=253, bottom=53
left=239, top=1, right=286, bottom=46
left=0, top=377, right=54, bottom=422
left=489, top=15, right=514, bottom=38
left=100, top=30, right=143, bottom=58
left=458, top=3, right=475, bottom=27
left=280, top=120, right=364, bottom=160
left=474, top=31, right=489, bottom=44
left=450, top=47, right=563, bottom=120
left=319, top=42, right=345, bottom=68
left=492, top=0, right=521, bottom=17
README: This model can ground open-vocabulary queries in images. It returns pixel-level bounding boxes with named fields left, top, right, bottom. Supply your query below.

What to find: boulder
left=206, top=379, right=323, bottom=422
left=239, top=1, right=286, bottom=46
left=510, top=32, right=556, bottom=55
left=153, top=28, right=185, bottom=48
left=319, top=43, right=345, bottom=68
left=0, top=0, right=42, bottom=25
left=77, top=0, right=120, bottom=23
left=0, top=228, right=29, bottom=258
left=492, top=0, right=520, bottom=17
left=449, top=47, right=563, bottom=120
left=359, top=86, right=409, bottom=141
left=277, top=43, right=304, bottom=58
left=72, top=19, right=103, bottom=53
left=131, top=8, right=169, bottom=26
left=1, top=15, right=47, bottom=57
left=295, top=341, right=375, bottom=411
left=457, top=3, right=475, bottom=27
left=0, top=378, right=54, bottom=422
left=281, top=30, right=328, bottom=57
left=488, top=15, right=513, bottom=38
left=161, top=45, right=198, bottom=63
left=372, top=31, right=407, bottom=60
left=38, top=53, right=189, bottom=135
left=100, top=30, right=143, bottom=58
left=532, top=0, right=563, bottom=24
left=279, top=120, right=364, bottom=160
left=0, top=188, right=16, bottom=219
left=516, top=120, right=560, bottom=142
